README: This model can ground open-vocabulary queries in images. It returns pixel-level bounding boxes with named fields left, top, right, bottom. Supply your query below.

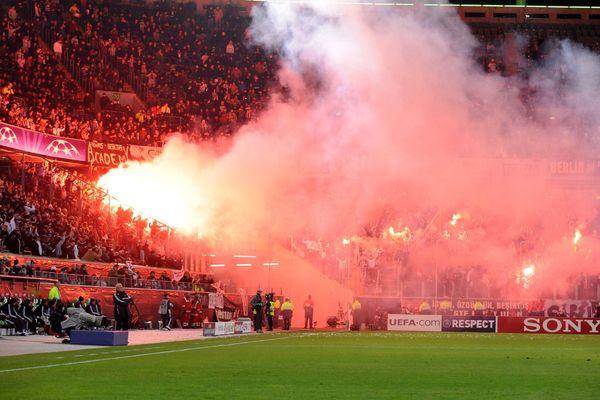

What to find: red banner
left=498, top=316, right=600, bottom=334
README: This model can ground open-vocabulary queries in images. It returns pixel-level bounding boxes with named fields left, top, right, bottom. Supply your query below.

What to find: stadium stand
left=0, top=160, right=183, bottom=268
left=1, top=0, right=277, bottom=147
left=2, top=1, right=600, bottom=336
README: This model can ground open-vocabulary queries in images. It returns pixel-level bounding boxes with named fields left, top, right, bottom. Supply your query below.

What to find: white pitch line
left=0, top=336, right=293, bottom=374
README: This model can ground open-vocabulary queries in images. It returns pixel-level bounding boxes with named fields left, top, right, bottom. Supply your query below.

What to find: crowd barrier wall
left=202, top=320, right=251, bottom=336
left=0, top=278, right=242, bottom=325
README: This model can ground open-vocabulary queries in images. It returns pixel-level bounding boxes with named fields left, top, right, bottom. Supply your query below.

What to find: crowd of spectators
left=471, top=23, right=600, bottom=76
left=0, top=294, right=52, bottom=335
left=1, top=4, right=90, bottom=138
left=63, top=0, right=274, bottom=138
left=0, top=290, right=113, bottom=336
left=5, top=1, right=600, bottom=148
left=0, top=160, right=183, bottom=268
left=291, top=209, right=600, bottom=300
left=0, top=255, right=216, bottom=292
left=52, top=1, right=276, bottom=131
left=1, top=0, right=278, bottom=147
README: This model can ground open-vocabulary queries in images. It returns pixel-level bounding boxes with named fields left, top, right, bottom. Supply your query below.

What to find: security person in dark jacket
left=113, top=283, right=133, bottom=330
left=250, top=289, right=264, bottom=333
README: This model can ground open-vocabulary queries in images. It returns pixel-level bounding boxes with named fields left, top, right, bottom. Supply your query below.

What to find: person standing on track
left=159, top=293, right=174, bottom=330
left=181, top=294, right=192, bottom=328
left=48, top=282, right=61, bottom=302
left=190, top=294, right=203, bottom=328
left=281, top=298, right=294, bottom=330
left=303, top=295, right=314, bottom=329
left=113, top=283, right=133, bottom=330
left=351, top=298, right=362, bottom=330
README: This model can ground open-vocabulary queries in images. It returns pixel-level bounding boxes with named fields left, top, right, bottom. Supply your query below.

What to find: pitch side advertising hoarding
left=441, top=316, right=496, bottom=332
left=204, top=321, right=236, bottom=336
left=234, top=320, right=252, bottom=334
left=497, top=317, right=600, bottom=334
left=387, top=314, right=442, bottom=332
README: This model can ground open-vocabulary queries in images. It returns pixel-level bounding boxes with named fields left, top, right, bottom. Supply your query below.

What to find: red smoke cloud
left=99, top=2, right=600, bottom=308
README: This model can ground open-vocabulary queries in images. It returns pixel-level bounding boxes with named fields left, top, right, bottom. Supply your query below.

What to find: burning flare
left=450, top=213, right=462, bottom=227
left=521, top=262, right=536, bottom=289
left=573, top=229, right=583, bottom=252
left=389, top=227, right=411, bottom=242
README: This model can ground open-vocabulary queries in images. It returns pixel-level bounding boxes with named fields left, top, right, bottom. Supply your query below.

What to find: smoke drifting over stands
left=2, top=1, right=600, bottom=302
left=100, top=2, right=600, bottom=300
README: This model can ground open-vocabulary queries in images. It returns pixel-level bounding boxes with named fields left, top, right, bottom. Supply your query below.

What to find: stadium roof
left=245, top=0, right=600, bottom=9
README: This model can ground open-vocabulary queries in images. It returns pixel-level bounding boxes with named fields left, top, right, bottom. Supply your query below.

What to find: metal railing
left=29, top=271, right=215, bottom=292
left=19, top=270, right=215, bottom=292
left=40, top=23, right=94, bottom=96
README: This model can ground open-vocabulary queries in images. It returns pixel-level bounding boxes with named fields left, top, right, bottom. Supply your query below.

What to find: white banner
left=544, top=299, right=599, bottom=318
left=214, top=321, right=235, bottom=336
left=387, top=314, right=442, bottom=332
left=128, top=144, right=162, bottom=161
left=234, top=320, right=252, bottom=334
left=208, top=293, right=225, bottom=309
left=172, top=268, right=185, bottom=282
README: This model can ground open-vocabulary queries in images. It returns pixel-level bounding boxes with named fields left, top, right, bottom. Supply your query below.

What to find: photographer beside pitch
left=113, top=283, right=133, bottom=330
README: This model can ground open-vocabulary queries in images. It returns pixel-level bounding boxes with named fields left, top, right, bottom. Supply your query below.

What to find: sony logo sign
left=523, top=318, right=600, bottom=334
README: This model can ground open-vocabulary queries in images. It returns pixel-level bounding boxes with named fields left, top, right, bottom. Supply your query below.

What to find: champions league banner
left=0, top=122, right=87, bottom=163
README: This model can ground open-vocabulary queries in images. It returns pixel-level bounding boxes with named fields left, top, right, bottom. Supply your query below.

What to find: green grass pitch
left=1, top=332, right=599, bottom=399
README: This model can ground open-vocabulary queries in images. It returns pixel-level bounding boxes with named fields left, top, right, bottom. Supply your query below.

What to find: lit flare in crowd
left=342, top=238, right=350, bottom=246
left=521, top=262, right=535, bottom=289
left=96, top=137, right=211, bottom=233
left=389, top=227, right=411, bottom=242
left=573, top=229, right=582, bottom=252
left=450, top=213, right=461, bottom=227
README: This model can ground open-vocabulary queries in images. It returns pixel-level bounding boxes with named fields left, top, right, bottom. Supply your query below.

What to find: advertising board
left=497, top=317, right=600, bottom=334
left=442, top=316, right=496, bottom=332
left=387, top=314, right=442, bottom=332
